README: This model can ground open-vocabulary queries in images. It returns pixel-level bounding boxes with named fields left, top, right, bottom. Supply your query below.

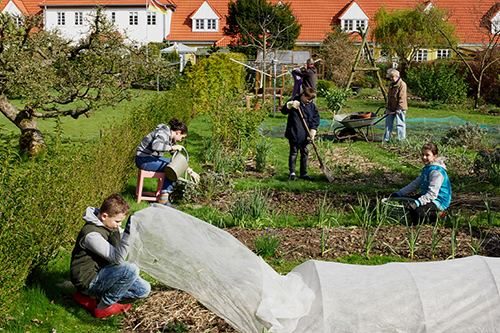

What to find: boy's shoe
left=289, top=174, right=298, bottom=181
left=94, top=302, right=132, bottom=318
left=164, top=200, right=177, bottom=209
left=299, top=174, right=315, bottom=181
left=158, top=192, right=169, bottom=205
left=73, top=291, right=97, bottom=312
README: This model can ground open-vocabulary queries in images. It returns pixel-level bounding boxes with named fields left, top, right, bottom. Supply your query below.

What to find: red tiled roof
left=4, top=0, right=500, bottom=47
left=1, top=0, right=41, bottom=14
left=168, top=0, right=500, bottom=47
left=37, top=0, right=175, bottom=7
left=167, top=0, right=228, bottom=44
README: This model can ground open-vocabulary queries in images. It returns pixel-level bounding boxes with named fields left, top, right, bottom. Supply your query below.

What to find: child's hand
left=124, top=216, right=132, bottom=234
left=405, top=201, right=418, bottom=211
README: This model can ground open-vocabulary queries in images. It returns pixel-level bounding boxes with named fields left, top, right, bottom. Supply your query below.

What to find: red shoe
left=94, top=302, right=132, bottom=318
left=73, top=291, right=97, bottom=312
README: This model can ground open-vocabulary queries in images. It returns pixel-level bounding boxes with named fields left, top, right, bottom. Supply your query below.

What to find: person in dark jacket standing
left=281, top=87, right=320, bottom=181
left=292, top=59, right=317, bottom=92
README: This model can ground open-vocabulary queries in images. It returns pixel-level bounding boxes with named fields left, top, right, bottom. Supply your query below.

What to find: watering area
left=259, top=115, right=500, bottom=143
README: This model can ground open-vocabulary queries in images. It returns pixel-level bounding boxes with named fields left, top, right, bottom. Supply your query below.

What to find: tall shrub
left=0, top=89, right=196, bottom=318
left=0, top=120, right=137, bottom=318
left=179, top=53, right=247, bottom=117
left=406, top=61, right=468, bottom=104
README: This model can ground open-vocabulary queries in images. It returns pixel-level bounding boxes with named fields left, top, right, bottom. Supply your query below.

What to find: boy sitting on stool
left=71, top=193, right=150, bottom=318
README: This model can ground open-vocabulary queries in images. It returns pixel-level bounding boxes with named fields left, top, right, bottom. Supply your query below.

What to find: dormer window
left=339, top=1, right=369, bottom=32
left=195, top=19, right=204, bottom=30
left=191, top=1, right=220, bottom=32
left=342, top=19, right=367, bottom=32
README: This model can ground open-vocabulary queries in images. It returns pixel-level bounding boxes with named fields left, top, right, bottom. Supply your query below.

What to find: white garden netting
left=129, top=204, right=500, bottom=333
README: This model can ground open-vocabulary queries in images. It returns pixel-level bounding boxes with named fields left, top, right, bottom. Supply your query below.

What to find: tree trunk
left=0, top=94, right=46, bottom=155
left=475, top=70, right=484, bottom=109
left=262, top=33, right=267, bottom=103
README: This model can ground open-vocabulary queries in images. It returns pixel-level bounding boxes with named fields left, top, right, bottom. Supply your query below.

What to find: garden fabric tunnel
left=129, top=204, right=500, bottom=333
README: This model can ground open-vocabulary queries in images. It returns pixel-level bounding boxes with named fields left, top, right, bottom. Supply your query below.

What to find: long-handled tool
left=297, top=105, right=334, bottom=182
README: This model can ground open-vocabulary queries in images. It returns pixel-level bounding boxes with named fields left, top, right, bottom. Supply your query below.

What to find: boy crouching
left=70, top=193, right=150, bottom=317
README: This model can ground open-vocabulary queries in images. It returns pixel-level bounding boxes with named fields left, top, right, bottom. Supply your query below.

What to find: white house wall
left=192, top=1, right=219, bottom=20
left=340, top=2, right=368, bottom=20
left=43, top=7, right=172, bottom=45
left=3, top=1, right=23, bottom=16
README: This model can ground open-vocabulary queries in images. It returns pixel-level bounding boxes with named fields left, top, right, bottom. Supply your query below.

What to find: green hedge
left=0, top=90, right=192, bottom=319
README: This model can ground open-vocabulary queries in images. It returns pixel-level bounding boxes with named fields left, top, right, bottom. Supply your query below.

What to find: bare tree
left=224, top=0, right=301, bottom=98
left=424, top=2, right=500, bottom=108
left=0, top=7, right=143, bottom=154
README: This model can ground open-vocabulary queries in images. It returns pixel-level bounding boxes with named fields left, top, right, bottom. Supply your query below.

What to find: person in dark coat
left=281, top=87, right=320, bottom=181
left=292, top=59, right=317, bottom=92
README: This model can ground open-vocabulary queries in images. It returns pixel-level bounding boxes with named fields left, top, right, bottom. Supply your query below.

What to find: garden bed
left=124, top=223, right=500, bottom=333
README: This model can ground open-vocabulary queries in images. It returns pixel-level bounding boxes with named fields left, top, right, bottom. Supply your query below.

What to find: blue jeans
left=85, top=262, right=151, bottom=306
left=135, top=155, right=174, bottom=192
left=383, top=109, right=406, bottom=141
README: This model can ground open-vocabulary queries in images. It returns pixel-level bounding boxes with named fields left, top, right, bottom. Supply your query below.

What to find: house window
left=343, top=19, right=366, bottom=32
left=414, top=49, right=428, bottom=62
left=356, top=20, right=366, bottom=31
left=344, top=20, right=353, bottom=31
left=492, top=20, right=500, bottom=34
left=207, top=19, right=216, bottom=30
left=147, top=12, right=156, bottom=25
left=129, top=12, right=138, bottom=25
left=436, top=49, right=451, bottom=59
left=14, top=16, right=22, bottom=26
left=75, top=12, right=83, bottom=26
left=195, top=19, right=204, bottom=30
left=111, top=12, right=116, bottom=23
left=57, top=12, right=65, bottom=25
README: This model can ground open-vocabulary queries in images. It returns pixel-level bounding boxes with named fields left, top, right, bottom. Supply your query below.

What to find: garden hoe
left=297, top=105, right=334, bottom=182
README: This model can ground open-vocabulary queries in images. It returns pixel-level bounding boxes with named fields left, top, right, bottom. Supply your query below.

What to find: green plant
left=473, top=149, right=500, bottom=185
left=483, top=193, right=494, bottom=228
left=317, top=192, right=333, bottom=228
left=429, top=221, right=447, bottom=260
left=445, top=122, right=487, bottom=147
left=229, top=190, right=271, bottom=228
left=352, top=197, right=385, bottom=259
left=467, top=221, right=489, bottom=256
left=165, top=320, right=189, bottom=332
left=402, top=215, right=425, bottom=261
left=406, top=61, right=468, bottom=104
left=255, top=138, right=273, bottom=172
left=320, top=226, right=335, bottom=257
left=253, top=228, right=282, bottom=259
left=196, top=170, right=234, bottom=202
left=316, top=80, right=334, bottom=97
left=322, top=87, right=354, bottom=118
left=447, top=211, right=463, bottom=260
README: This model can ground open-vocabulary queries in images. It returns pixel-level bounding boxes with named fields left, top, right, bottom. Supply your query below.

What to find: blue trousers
left=135, top=155, right=174, bottom=192
left=85, top=262, right=151, bottom=306
left=383, top=109, right=406, bottom=141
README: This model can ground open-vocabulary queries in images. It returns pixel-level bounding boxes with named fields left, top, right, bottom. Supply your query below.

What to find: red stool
left=136, top=169, right=165, bottom=204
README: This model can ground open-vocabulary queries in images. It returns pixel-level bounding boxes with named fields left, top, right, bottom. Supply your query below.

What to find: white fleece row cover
left=129, top=204, right=500, bottom=333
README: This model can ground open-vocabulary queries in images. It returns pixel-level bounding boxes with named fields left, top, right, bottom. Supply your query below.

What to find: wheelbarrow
left=333, top=106, right=392, bottom=143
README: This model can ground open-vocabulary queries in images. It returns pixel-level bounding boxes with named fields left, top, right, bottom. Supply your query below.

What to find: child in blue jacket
left=391, top=142, right=452, bottom=223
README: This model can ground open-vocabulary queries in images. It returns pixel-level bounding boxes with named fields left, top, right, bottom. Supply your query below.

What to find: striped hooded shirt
left=135, top=123, right=174, bottom=158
